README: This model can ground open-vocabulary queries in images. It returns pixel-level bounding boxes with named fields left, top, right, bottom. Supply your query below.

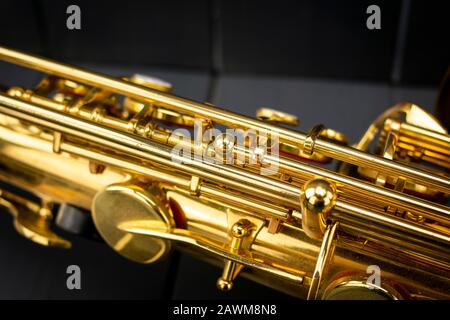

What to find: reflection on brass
left=0, top=46, right=449, bottom=299
left=216, top=219, right=253, bottom=291
left=301, top=179, right=336, bottom=240
left=0, top=189, right=71, bottom=248
left=324, top=280, right=399, bottom=300
left=92, top=183, right=174, bottom=263
left=256, top=108, right=299, bottom=126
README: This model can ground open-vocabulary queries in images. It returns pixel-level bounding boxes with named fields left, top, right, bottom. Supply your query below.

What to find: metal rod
left=0, top=46, right=448, bottom=194
left=0, top=92, right=448, bottom=227
left=0, top=92, right=301, bottom=209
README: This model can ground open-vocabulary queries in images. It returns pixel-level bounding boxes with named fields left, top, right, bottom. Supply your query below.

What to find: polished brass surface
left=323, top=280, right=398, bottom=300
left=301, top=179, right=336, bottom=240
left=0, top=189, right=71, bottom=248
left=0, top=46, right=449, bottom=299
left=92, top=183, right=174, bottom=263
left=307, top=222, right=338, bottom=300
left=216, top=219, right=253, bottom=291
left=256, top=108, right=299, bottom=126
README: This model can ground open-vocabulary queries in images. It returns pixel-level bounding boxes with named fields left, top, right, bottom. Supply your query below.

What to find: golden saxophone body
left=0, top=47, right=448, bottom=300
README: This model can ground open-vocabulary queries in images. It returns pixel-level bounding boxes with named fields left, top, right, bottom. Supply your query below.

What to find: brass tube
left=0, top=46, right=448, bottom=194
left=400, top=122, right=450, bottom=152
left=0, top=47, right=449, bottom=299
left=270, top=154, right=450, bottom=225
left=1, top=92, right=448, bottom=254
left=0, top=92, right=448, bottom=226
left=0, top=93, right=301, bottom=209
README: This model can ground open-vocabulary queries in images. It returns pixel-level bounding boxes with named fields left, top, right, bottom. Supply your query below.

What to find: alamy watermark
left=66, top=265, right=81, bottom=290
left=366, top=265, right=381, bottom=288
left=65, top=5, right=380, bottom=32
left=66, top=5, right=81, bottom=30
left=366, top=5, right=381, bottom=30
left=170, top=119, right=280, bottom=176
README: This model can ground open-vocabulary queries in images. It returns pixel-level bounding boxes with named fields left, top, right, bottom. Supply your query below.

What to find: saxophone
left=0, top=46, right=448, bottom=300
